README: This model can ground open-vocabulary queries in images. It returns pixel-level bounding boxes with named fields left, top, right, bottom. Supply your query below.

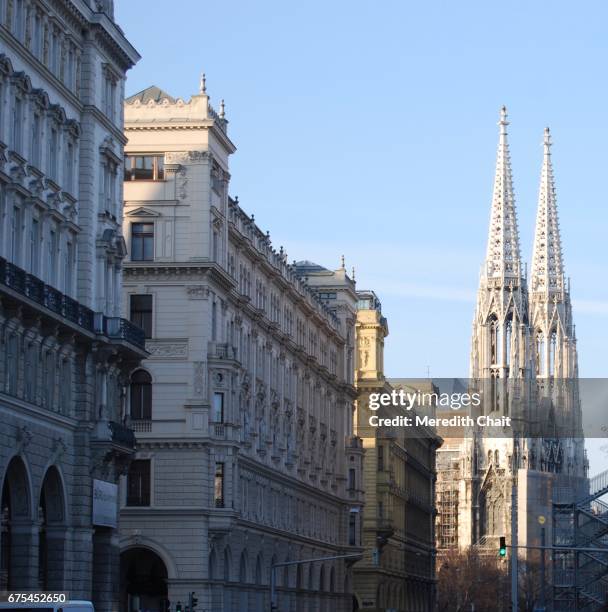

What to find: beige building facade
left=353, top=291, right=439, bottom=612
left=119, top=83, right=364, bottom=612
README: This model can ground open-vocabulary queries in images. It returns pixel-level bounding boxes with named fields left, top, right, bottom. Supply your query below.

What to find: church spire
left=485, top=106, right=522, bottom=280
left=531, top=127, right=564, bottom=295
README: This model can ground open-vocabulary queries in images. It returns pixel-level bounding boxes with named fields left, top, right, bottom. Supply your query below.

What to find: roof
left=294, top=260, right=329, bottom=275
left=125, top=85, right=176, bottom=105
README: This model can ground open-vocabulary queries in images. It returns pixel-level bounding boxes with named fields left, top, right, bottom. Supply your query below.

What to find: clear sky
left=115, top=0, right=608, bottom=474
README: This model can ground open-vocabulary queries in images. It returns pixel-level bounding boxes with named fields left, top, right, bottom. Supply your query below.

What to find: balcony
left=97, top=315, right=146, bottom=348
left=208, top=341, right=238, bottom=361
left=92, top=420, right=136, bottom=455
left=131, top=420, right=152, bottom=433
left=0, top=256, right=144, bottom=350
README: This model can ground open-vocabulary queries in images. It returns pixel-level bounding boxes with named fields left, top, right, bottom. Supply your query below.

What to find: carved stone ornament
left=187, top=285, right=209, bottom=300
left=193, top=362, right=205, bottom=397
left=146, top=341, right=188, bottom=358
left=16, top=426, right=33, bottom=452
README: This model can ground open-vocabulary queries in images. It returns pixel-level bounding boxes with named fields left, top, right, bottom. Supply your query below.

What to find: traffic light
left=499, top=536, right=507, bottom=557
left=175, top=602, right=182, bottom=612
left=188, top=592, right=198, bottom=612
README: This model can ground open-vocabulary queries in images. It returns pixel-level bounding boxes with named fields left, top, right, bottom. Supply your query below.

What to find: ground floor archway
left=120, top=547, right=168, bottom=612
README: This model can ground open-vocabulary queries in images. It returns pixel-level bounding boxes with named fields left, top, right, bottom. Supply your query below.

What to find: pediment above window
left=125, top=207, right=161, bottom=218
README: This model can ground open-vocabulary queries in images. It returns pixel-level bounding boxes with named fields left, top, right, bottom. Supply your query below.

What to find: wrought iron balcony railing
left=0, top=256, right=144, bottom=350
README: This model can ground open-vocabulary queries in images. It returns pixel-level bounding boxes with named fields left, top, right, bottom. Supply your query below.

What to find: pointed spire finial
left=200, top=72, right=207, bottom=94
left=351, top=266, right=356, bottom=280
left=544, top=126, right=552, bottom=152
left=219, top=99, right=226, bottom=120
left=340, top=255, right=345, bottom=269
left=499, top=105, right=509, bottom=137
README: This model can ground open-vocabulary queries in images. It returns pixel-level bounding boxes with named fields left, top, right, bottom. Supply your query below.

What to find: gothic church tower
left=455, top=109, right=586, bottom=551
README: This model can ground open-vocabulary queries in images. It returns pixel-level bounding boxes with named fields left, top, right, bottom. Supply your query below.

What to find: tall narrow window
left=126, top=459, right=151, bottom=506
left=48, top=229, right=57, bottom=285
left=214, top=463, right=225, bottom=508
left=64, top=241, right=73, bottom=294
left=348, top=510, right=357, bottom=546
left=30, top=218, right=39, bottom=275
left=49, top=127, right=58, bottom=180
left=12, top=97, right=22, bottom=154
left=348, top=468, right=356, bottom=490
left=129, top=295, right=153, bottom=338
left=377, top=445, right=384, bottom=471
left=212, top=392, right=224, bottom=423
left=31, top=113, right=41, bottom=167
left=549, top=331, right=557, bottom=377
left=130, top=370, right=152, bottom=420
left=211, top=301, right=217, bottom=341
left=131, top=223, right=154, bottom=261
left=66, top=142, right=74, bottom=193
left=10, top=205, right=21, bottom=264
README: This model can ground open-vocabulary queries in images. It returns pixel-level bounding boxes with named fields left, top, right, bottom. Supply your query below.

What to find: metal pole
left=539, top=527, right=545, bottom=610
left=511, top=478, right=518, bottom=612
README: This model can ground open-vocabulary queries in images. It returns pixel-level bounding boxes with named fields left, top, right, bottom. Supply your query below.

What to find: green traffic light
left=499, top=536, right=507, bottom=557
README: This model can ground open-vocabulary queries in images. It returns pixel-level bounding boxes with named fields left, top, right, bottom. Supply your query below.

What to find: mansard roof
left=126, top=85, right=176, bottom=105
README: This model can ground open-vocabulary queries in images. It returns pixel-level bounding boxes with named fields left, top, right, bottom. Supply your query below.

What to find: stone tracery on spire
left=485, top=106, right=522, bottom=280
left=531, top=127, right=565, bottom=295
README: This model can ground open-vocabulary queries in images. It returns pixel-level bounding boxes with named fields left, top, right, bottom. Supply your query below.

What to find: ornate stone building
left=0, top=1, right=145, bottom=610
left=352, top=290, right=440, bottom=611
left=435, top=108, right=587, bottom=556
left=119, top=82, right=364, bottom=612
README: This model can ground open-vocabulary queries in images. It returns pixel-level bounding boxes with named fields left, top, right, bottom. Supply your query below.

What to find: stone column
left=44, top=526, right=67, bottom=590
left=10, top=520, right=38, bottom=589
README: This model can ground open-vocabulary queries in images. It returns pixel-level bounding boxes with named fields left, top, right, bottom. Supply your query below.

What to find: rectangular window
left=33, top=12, right=42, bottom=57
left=124, top=155, right=165, bottom=181
left=12, top=96, right=22, bottom=153
left=212, top=392, right=224, bottom=423
left=131, top=222, right=154, bottom=261
left=66, top=142, right=74, bottom=193
left=64, top=241, right=73, bottom=294
left=130, top=294, right=153, bottom=338
left=49, top=127, right=58, bottom=179
left=48, top=229, right=57, bottom=285
left=30, top=218, right=39, bottom=275
left=10, top=205, right=21, bottom=263
left=377, top=445, right=384, bottom=471
left=211, top=301, right=217, bottom=341
left=349, top=510, right=357, bottom=546
left=348, top=468, right=356, bottom=491
left=214, top=462, right=225, bottom=508
left=31, top=113, right=41, bottom=167
left=126, top=459, right=151, bottom=507
left=130, top=374, right=152, bottom=420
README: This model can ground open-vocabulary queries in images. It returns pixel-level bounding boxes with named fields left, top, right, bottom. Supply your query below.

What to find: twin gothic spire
left=484, top=107, right=566, bottom=299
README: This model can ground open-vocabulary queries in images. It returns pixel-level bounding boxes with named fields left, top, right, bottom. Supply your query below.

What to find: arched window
left=536, top=332, right=546, bottom=376
left=505, top=319, right=512, bottom=367
left=489, top=316, right=498, bottom=364
left=495, top=450, right=500, bottom=466
left=223, top=547, right=231, bottom=582
left=209, top=548, right=217, bottom=581
left=255, top=554, right=263, bottom=585
left=239, top=550, right=248, bottom=583
left=549, top=331, right=557, bottom=377
left=130, top=370, right=152, bottom=420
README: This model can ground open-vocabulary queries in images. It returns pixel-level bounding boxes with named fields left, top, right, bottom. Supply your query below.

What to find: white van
left=0, top=602, right=94, bottom=612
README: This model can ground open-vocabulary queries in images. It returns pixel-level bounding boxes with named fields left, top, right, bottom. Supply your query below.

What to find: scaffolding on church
left=436, top=451, right=461, bottom=550
left=553, top=467, right=608, bottom=611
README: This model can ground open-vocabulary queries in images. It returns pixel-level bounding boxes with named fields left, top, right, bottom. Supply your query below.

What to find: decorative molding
left=146, top=340, right=188, bottom=359
left=187, top=285, right=209, bottom=300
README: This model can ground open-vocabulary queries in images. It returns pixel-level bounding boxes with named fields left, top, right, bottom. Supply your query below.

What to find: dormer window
left=124, top=154, right=164, bottom=181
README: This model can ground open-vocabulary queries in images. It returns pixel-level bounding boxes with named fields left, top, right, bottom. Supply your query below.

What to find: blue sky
left=116, top=0, right=608, bottom=473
